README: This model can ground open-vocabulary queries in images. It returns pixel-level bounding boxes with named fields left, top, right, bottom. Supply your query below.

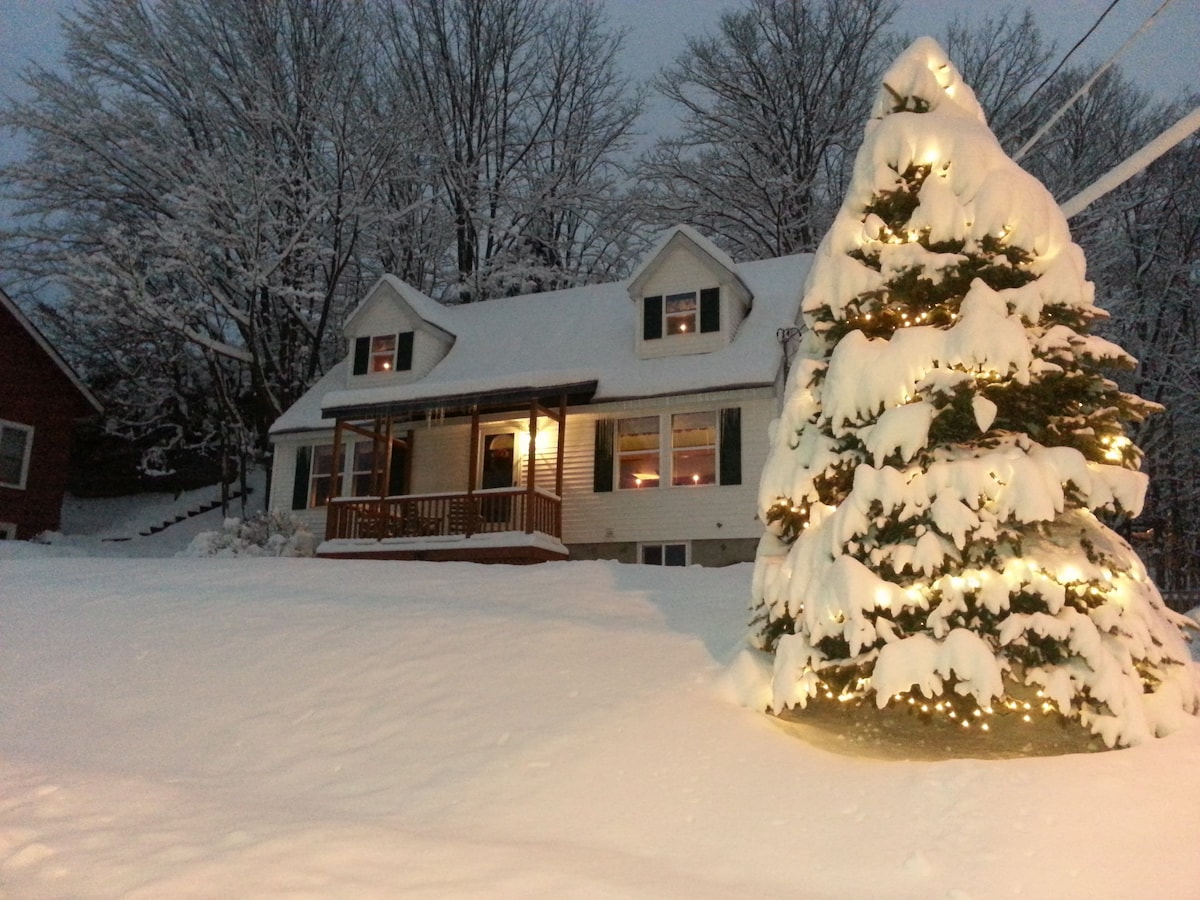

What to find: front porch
left=319, top=487, right=566, bottom=563
left=316, top=386, right=590, bottom=563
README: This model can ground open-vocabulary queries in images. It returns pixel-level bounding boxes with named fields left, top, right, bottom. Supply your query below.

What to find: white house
left=267, top=225, right=810, bottom=564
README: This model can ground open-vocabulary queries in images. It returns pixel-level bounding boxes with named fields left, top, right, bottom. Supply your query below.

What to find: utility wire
left=1021, top=0, right=1124, bottom=112
left=1016, top=0, right=1178, bottom=162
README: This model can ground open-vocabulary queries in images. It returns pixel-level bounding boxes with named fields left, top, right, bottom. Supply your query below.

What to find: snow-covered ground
left=2, top=494, right=1199, bottom=897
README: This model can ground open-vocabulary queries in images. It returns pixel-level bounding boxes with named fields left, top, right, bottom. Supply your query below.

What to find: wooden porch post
left=326, top=419, right=345, bottom=542
left=555, top=394, right=567, bottom=538
left=555, top=394, right=566, bottom=498
left=525, top=398, right=538, bottom=533
left=468, top=407, right=480, bottom=494
left=381, top=414, right=394, bottom=497
left=330, top=419, right=345, bottom=500
left=466, top=407, right=480, bottom=538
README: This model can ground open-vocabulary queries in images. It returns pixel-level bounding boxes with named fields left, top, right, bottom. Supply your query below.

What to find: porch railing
left=326, top=487, right=561, bottom=542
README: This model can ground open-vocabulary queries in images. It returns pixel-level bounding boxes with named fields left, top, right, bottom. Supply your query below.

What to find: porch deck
left=318, top=487, right=567, bottom=564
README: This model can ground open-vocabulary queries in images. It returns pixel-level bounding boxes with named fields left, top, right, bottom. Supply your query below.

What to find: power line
left=1022, top=0, right=1124, bottom=112
left=1015, top=0, right=1178, bottom=163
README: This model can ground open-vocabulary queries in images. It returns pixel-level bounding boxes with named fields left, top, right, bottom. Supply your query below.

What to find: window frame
left=606, top=408, right=738, bottom=492
left=0, top=419, right=34, bottom=490
left=643, top=287, right=720, bottom=342
left=353, top=331, right=415, bottom=375
left=616, top=415, right=661, bottom=490
left=670, top=410, right=717, bottom=486
left=640, top=541, right=689, bottom=566
left=370, top=335, right=397, bottom=372
left=664, top=291, right=697, bottom=336
left=308, top=443, right=336, bottom=508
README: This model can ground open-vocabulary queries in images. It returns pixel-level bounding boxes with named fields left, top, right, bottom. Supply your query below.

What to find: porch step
left=100, top=487, right=254, bottom=540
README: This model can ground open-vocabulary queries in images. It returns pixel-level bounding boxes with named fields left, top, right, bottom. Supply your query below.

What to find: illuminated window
left=641, top=542, right=688, bottom=566
left=671, top=411, right=716, bottom=485
left=643, top=288, right=720, bottom=341
left=618, top=416, right=660, bottom=489
left=0, top=420, right=33, bottom=489
left=371, top=335, right=396, bottom=372
left=665, top=292, right=697, bottom=335
left=353, top=332, right=414, bottom=375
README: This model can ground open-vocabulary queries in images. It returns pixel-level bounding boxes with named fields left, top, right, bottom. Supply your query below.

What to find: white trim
left=0, top=418, right=34, bottom=490
left=0, top=521, right=17, bottom=539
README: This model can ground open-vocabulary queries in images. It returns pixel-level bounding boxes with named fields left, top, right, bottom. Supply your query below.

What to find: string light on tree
left=750, top=38, right=1199, bottom=751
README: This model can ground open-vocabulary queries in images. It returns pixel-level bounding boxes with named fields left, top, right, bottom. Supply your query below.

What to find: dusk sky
left=0, top=0, right=1196, bottom=171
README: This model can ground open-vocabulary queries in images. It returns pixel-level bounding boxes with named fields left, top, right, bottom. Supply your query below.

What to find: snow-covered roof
left=342, top=274, right=457, bottom=338
left=625, top=224, right=742, bottom=296
left=271, top=252, right=809, bottom=433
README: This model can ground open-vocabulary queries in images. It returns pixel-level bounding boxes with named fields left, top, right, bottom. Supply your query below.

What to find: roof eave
left=322, top=380, right=599, bottom=421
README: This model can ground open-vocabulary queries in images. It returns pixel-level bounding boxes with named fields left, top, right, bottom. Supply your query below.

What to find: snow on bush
left=751, top=38, right=1199, bottom=748
left=183, top=513, right=316, bottom=558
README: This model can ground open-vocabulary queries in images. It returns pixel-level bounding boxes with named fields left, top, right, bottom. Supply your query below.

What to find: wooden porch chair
left=447, top=496, right=483, bottom=536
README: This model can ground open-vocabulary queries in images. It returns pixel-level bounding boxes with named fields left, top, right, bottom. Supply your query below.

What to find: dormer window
left=371, top=335, right=396, bottom=372
left=353, top=331, right=414, bottom=375
left=666, top=292, right=696, bottom=335
left=643, top=288, right=719, bottom=341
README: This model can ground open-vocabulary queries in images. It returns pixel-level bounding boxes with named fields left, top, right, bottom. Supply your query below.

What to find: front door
left=481, top=432, right=516, bottom=523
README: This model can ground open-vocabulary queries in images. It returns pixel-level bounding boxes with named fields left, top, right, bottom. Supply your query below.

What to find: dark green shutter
left=719, top=407, right=741, bottom=485
left=291, top=445, right=312, bottom=510
left=396, top=331, right=414, bottom=371
left=700, top=287, right=720, bottom=333
left=352, top=337, right=370, bottom=375
left=593, top=418, right=615, bottom=492
left=643, top=295, right=662, bottom=340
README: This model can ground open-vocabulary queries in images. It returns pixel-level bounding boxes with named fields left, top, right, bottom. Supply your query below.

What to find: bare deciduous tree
left=638, top=0, right=901, bottom=261
left=380, top=0, right=645, bottom=301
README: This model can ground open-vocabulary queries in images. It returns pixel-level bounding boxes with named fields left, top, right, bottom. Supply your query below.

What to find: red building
left=0, top=288, right=102, bottom=539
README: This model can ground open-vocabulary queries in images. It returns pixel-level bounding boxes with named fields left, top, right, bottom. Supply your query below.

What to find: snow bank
left=1, top=557, right=1198, bottom=898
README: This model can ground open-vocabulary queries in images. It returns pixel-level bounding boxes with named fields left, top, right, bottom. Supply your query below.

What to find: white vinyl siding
left=268, top=389, right=773, bottom=548
left=632, top=239, right=751, bottom=360
left=345, top=283, right=452, bottom=387
left=561, top=391, right=773, bottom=546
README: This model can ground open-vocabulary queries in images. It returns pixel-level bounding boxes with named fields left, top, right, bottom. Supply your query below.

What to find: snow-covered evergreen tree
left=752, top=38, right=1198, bottom=748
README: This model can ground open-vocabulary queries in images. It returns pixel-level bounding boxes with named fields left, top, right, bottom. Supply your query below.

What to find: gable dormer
left=341, top=276, right=455, bottom=387
left=627, top=225, right=753, bottom=360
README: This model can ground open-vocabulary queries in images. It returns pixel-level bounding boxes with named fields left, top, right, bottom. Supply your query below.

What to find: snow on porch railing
left=326, top=488, right=561, bottom=542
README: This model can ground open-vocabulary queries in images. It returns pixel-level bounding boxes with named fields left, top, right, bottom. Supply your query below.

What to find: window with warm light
left=671, top=411, right=716, bottom=485
left=370, top=335, right=396, bottom=372
left=594, top=408, right=740, bottom=494
left=353, top=331, right=414, bottom=375
left=642, top=288, right=720, bottom=341
left=618, top=416, right=660, bottom=489
left=665, top=291, right=697, bottom=335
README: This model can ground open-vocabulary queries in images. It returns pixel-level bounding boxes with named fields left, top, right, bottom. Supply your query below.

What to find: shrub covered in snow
left=183, top=513, right=316, bottom=558
left=752, top=38, right=1199, bottom=748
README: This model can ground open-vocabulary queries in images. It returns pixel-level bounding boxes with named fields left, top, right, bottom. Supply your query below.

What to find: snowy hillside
left=2, top=554, right=1198, bottom=898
